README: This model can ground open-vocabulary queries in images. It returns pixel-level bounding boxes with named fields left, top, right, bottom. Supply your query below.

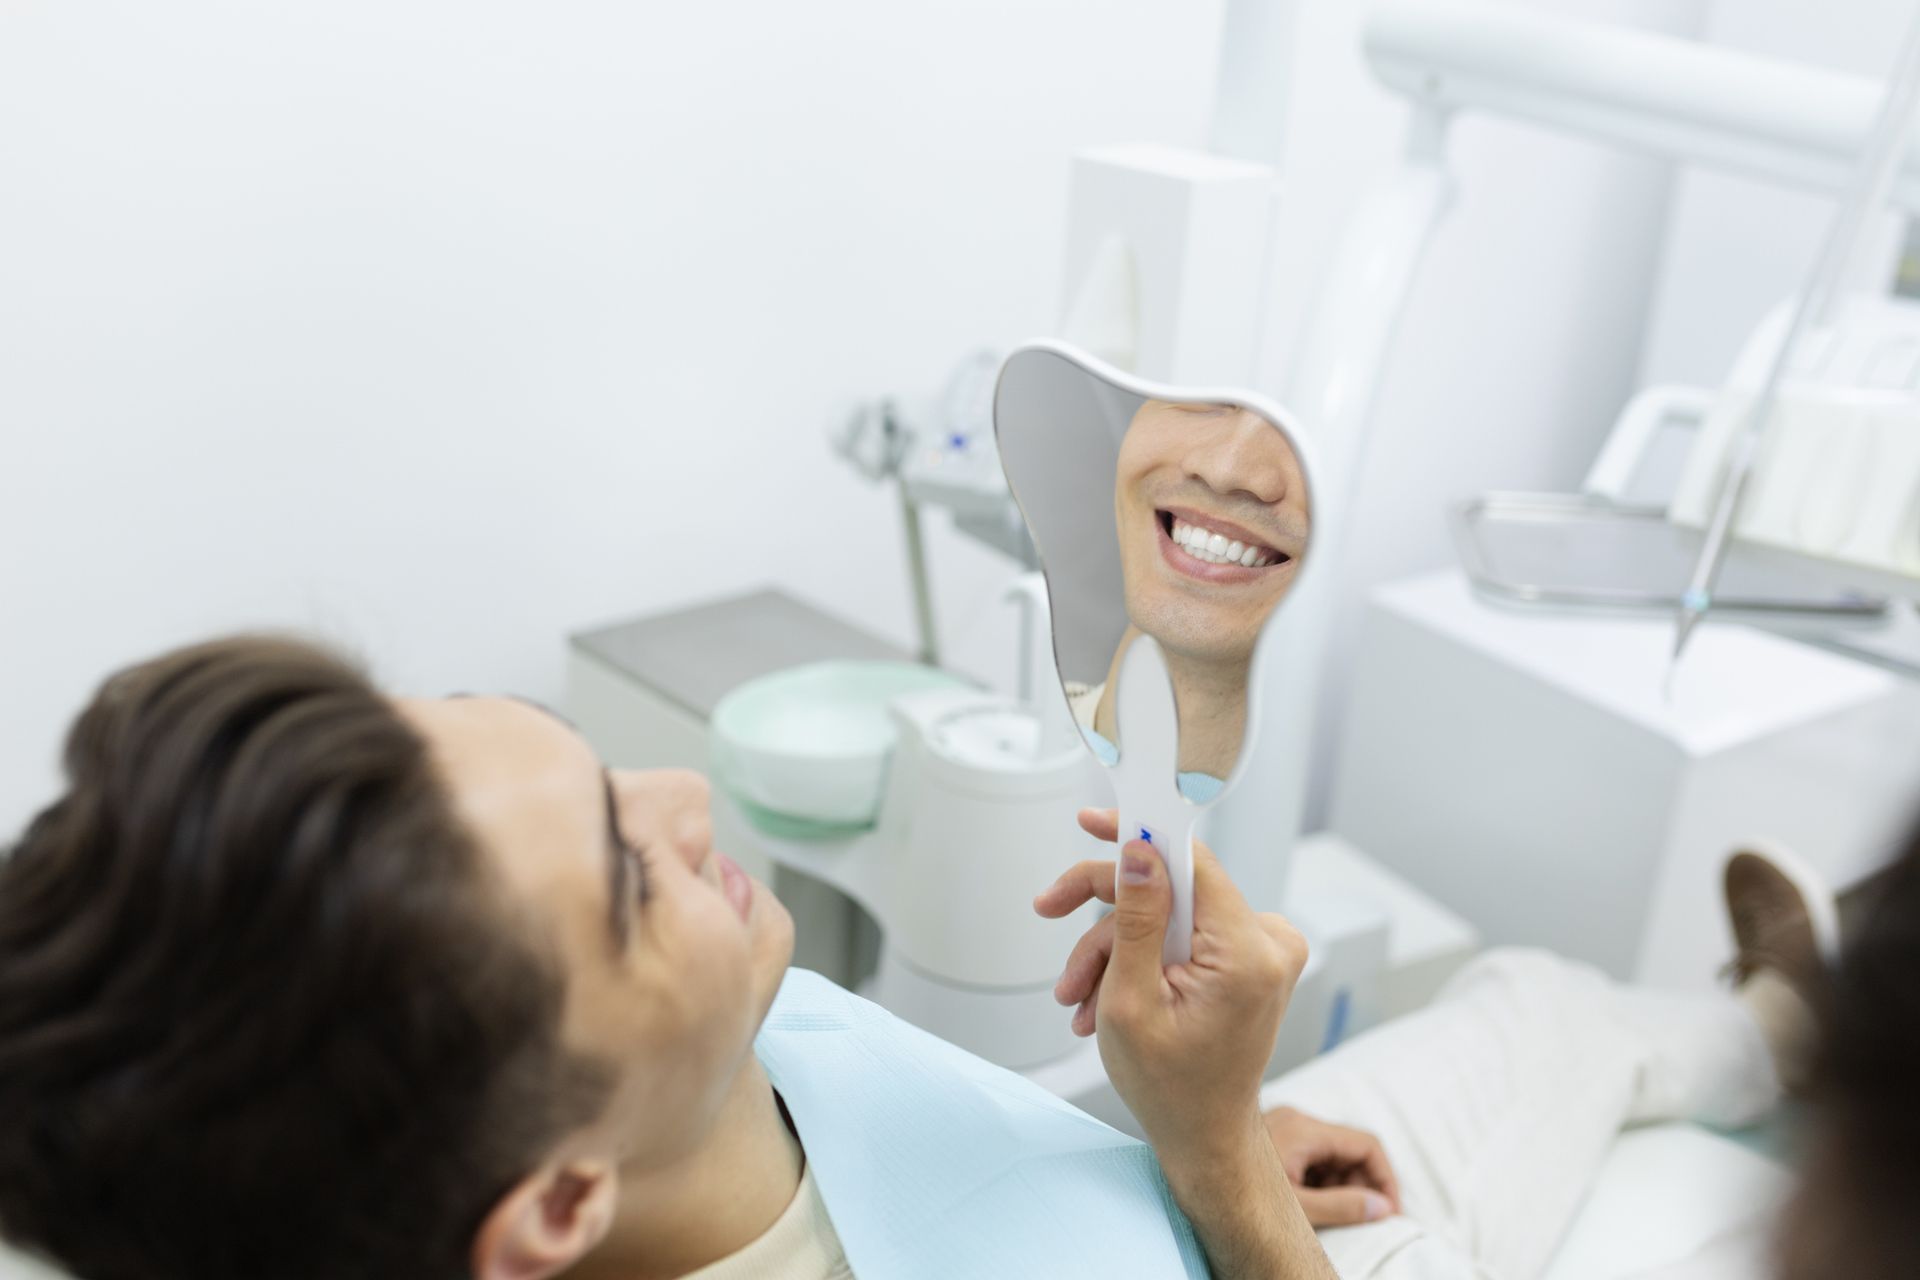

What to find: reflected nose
left=1186, top=411, right=1291, bottom=505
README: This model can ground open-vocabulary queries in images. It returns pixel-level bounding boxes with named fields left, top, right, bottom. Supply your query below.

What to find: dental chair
left=1536, top=1124, right=1790, bottom=1280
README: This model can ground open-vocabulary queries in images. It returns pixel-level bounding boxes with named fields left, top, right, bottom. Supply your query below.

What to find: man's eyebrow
left=491, top=695, right=634, bottom=948
left=601, top=769, right=636, bottom=949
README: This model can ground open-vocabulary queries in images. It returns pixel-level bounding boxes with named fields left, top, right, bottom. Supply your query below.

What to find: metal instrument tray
left=1452, top=493, right=1889, bottom=622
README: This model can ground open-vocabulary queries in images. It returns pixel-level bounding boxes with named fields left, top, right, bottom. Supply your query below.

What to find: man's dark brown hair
left=1779, top=814, right=1920, bottom=1279
left=0, top=637, right=609, bottom=1280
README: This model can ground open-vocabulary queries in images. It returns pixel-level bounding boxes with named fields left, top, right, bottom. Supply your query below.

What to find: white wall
left=0, top=1, right=1223, bottom=833
left=0, top=0, right=1798, bottom=842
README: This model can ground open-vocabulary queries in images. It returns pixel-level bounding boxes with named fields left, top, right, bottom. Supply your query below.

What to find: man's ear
left=472, top=1159, right=619, bottom=1280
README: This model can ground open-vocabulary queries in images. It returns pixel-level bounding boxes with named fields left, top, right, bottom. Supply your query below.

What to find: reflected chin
left=1127, top=525, right=1284, bottom=666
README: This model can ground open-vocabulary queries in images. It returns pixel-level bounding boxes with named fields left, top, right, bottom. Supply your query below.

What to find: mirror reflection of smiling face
left=1075, top=398, right=1309, bottom=785
left=1115, top=399, right=1309, bottom=668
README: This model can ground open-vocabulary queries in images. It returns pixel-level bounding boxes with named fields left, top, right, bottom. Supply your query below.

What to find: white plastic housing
left=1059, top=144, right=1275, bottom=384
left=1670, top=297, right=1920, bottom=599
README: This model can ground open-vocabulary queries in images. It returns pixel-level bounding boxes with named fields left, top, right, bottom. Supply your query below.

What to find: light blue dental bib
left=755, top=969, right=1211, bottom=1279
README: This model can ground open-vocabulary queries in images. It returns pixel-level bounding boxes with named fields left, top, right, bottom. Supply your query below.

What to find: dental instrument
left=1446, top=378, right=1893, bottom=630
left=1670, top=8, right=1920, bottom=676
left=829, top=350, right=1027, bottom=669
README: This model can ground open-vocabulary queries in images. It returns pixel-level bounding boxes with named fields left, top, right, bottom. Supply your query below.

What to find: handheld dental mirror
left=993, top=342, right=1316, bottom=964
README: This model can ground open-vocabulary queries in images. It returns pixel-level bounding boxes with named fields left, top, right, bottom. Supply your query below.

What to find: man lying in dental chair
left=0, top=637, right=1912, bottom=1279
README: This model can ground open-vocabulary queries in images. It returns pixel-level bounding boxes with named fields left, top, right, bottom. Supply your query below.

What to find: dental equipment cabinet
left=571, top=0, right=1920, bottom=1111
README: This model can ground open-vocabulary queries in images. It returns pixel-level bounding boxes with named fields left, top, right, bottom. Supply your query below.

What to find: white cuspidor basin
left=710, top=660, right=973, bottom=831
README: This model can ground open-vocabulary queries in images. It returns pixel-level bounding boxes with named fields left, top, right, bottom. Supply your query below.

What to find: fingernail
left=1120, top=852, right=1154, bottom=884
left=1363, top=1192, right=1392, bottom=1222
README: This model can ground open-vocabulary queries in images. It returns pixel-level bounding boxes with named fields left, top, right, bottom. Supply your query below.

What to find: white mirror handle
left=1113, top=810, right=1197, bottom=966
left=1109, top=636, right=1196, bottom=965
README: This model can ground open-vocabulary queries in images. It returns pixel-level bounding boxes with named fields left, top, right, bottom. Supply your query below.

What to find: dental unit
left=571, top=2, right=1920, bottom=1149
left=549, top=7, right=1920, bottom=1278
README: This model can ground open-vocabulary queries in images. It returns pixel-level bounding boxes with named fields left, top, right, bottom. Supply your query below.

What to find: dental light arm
left=1365, top=0, right=1920, bottom=211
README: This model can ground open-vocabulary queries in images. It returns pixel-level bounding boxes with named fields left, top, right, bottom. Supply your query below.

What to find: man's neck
left=1095, top=629, right=1248, bottom=779
left=567, top=1058, right=802, bottom=1280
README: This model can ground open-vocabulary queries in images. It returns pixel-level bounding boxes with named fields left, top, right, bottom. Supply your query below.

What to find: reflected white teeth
left=1170, top=519, right=1281, bottom=567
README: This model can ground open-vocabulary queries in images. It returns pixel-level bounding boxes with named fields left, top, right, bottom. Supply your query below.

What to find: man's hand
left=1033, top=809, right=1306, bottom=1168
left=1264, top=1107, right=1401, bottom=1227
left=1035, top=808, right=1334, bottom=1279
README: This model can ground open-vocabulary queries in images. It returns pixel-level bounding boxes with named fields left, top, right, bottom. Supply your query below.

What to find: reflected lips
left=1156, top=512, right=1284, bottom=585
left=714, top=851, right=754, bottom=922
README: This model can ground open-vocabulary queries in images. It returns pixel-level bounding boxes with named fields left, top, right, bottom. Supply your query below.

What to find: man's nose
left=661, top=771, right=713, bottom=870
left=1187, top=413, right=1290, bottom=504
left=613, top=767, right=714, bottom=870
left=671, top=804, right=713, bottom=871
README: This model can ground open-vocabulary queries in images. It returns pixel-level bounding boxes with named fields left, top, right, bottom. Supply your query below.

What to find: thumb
left=1294, top=1186, right=1394, bottom=1229
left=1111, top=839, right=1172, bottom=987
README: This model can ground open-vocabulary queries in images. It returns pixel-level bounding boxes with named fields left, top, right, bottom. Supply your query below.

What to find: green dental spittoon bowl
left=711, top=660, right=973, bottom=839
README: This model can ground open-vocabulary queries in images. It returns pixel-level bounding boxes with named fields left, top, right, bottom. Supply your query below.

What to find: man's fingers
left=1071, top=988, right=1101, bottom=1037
left=1107, top=840, right=1173, bottom=995
left=1256, top=914, right=1312, bottom=987
left=1314, top=1131, right=1402, bottom=1210
left=1361, top=1144, right=1402, bottom=1210
left=1327, top=1130, right=1401, bottom=1208
left=1293, top=1186, right=1395, bottom=1229
left=1190, top=837, right=1247, bottom=908
left=1053, top=914, right=1116, bottom=1009
left=1033, top=859, right=1119, bottom=918
left=1077, top=807, right=1120, bottom=843
left=1188, top=838, right=1268, bottom=950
